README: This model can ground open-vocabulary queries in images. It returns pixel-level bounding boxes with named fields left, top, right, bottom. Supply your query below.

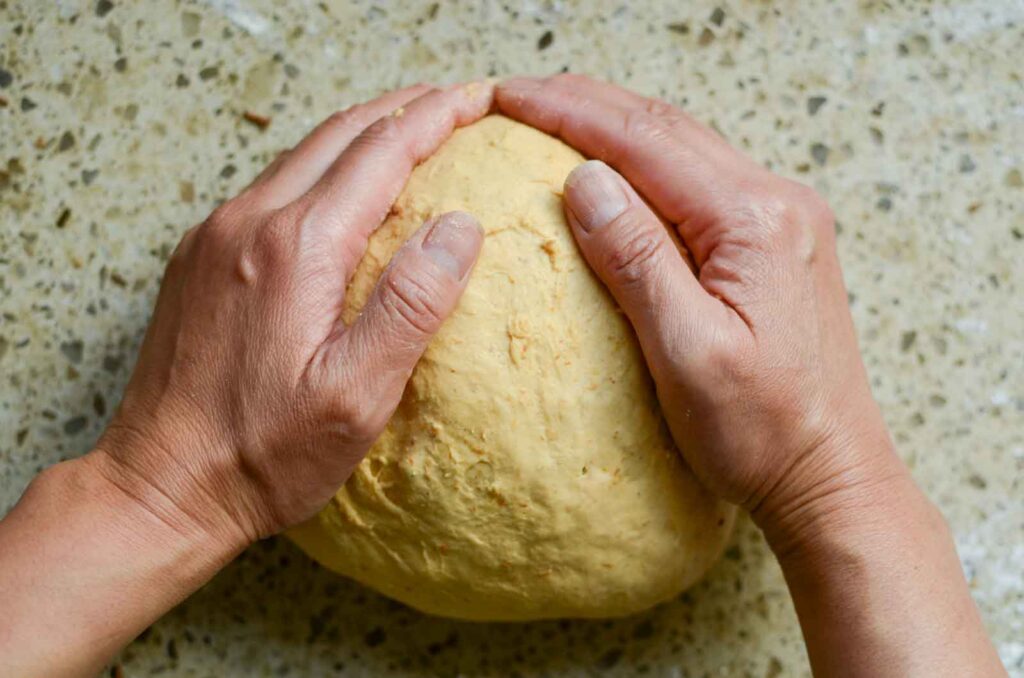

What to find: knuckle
left=750, top=181, right=837, bottom=257
left=622, top=108, right=674, bottom=146
left=203, top=201, right=236, bottom=232
left=196, top=203, right=240, bottom=250
left=603, top=215, right=667, bottom=287
left=643, top=97, right=677, bottom=119
left=332, top=393, right=385, bottom=444
left=253, top=217, right=296, bottom=267
left=380, top=263, right=447, bottom=337
left=794, top=183, right=835, bottom=231
left=169, top=225, right=198, bottom=266
left=703, top=337, right=747, bottom=385
left=324, top=108, right=360, bottom=133
left=723, top=191, right=794, bottom=245
left=360, top=113, right=406, bottom=148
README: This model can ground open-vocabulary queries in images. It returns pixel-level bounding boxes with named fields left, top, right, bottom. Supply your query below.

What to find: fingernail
left=422, top=212, right=483, bottom=279
left=564, top=160, right=630, bottom=232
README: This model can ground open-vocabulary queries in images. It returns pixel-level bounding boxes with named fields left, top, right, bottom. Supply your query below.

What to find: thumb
left=337, top=210, right=483, bottom=411
left=563, top=160, right=716, bottom=363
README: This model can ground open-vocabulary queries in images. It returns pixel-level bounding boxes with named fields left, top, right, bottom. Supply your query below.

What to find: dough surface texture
left=287, top=115, right=735, bottom=621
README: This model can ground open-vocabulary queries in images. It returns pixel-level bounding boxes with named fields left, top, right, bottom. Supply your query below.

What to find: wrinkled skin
left=97, top=84, right=491, bottom=544
left=0, top=76, right=1007, bottom=678
left=494, top=75, right=898, bottom=549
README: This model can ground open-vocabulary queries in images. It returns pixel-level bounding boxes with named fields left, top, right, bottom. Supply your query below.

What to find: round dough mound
left=287, top=115, right=735, bottom=621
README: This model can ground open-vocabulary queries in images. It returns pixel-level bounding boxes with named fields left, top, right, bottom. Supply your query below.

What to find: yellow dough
left=287, top=115, right=735, bottom=621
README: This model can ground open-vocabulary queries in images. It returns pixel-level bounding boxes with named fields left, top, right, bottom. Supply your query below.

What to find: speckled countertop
left=1, top=1, right=1021, bottom=676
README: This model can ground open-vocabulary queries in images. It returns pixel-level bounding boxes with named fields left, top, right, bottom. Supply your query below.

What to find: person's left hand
left=92, top=82, right=492, bottom=548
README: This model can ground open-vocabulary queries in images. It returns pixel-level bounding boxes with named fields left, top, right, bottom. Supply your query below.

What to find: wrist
left=76, top=446, right=249, bottom=573
left=751, top=422, right=922, bottom=561
left=97, top=416, right=260, bottom=546
left=0, top=453, right=246, bottom=677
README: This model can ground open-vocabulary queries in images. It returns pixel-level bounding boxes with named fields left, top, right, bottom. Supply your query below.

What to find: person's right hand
left=496, top=75, right=907, bottom=551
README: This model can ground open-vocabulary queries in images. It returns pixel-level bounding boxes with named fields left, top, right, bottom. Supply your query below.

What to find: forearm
left=760, top=450, right=1006, bottom=677
left=0, top=452, right=244, bottom=678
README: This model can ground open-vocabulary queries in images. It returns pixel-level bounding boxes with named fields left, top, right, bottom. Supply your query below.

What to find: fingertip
left=438, top=210, right=484, bottom=237
left=564, top=160, right=631, bottom=233
left=421, top=211, right=484, bottom=279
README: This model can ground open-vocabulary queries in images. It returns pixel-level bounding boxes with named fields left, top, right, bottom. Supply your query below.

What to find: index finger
left=295, top=81, right=495, bottom=278
left=495, top=75, right=759, bottom=231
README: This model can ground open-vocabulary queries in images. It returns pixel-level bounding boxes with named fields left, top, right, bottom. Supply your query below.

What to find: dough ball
left=287, top=115, right=735, bottom=621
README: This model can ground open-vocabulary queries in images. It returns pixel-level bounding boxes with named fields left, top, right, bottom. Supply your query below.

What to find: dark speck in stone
left=102, top=354, right=123, bottom=373
left=21, top=97, right=37, bottom=112
left=284, top=63, right=300, bottom=79
left=1012, top=227, right=1022, bottom=240
left=199, top=65, right=219, bottom=81
left=767, top=656, right=785, bottom=678
left=537, top=30, right=553, bottom=50
left=958, top=154, right=976, bottom=173
left=666, top=22, right=689, bottom=34
left=810, top=142, right=829, bottom=166
left=59, top=131, right=76, bottom=151
left=633, top=619, right=655, bottom=639
left=307, top=607, right=331, bottom=643
left=900, top=330, right=917, bottom=351
left=596, top=647, right=624, bottom=669
left=82, top=169, right=99, bottom=185
left=364, top=627, right=386, bottom=647
left=220, top=164, right=237, bottom=179
left=698, top=27, right=715, bottom=46
left=114, top=57, right=127, bottom=72
left=876, top=196, right=892, bottom=212
left=176, top=73, right=190, bottom=88
left=709, top=7, right=725, bottom=26
left=166, top=638, right=178, bottom=660
left=93, top=393, right=106, bottom=417
left=56, top=208, right=71, bottom=228
left=60, top=340, right=84, bottom=363
left=871, top=101, right=885, bottom=116
left=968, top=474, right=987, bottom=489
left=96, top=0, right=114, bottom=18
left=807, top=95, right=827, bottom=115
left=64, top=416, right=88, bottom=435
left=0, top=68, right=12, bottom=88
left=17, top=429, right=29, bottom=445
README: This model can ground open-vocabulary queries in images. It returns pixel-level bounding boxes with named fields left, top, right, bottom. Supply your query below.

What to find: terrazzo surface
left=1, top=1, right=1022, bottom=676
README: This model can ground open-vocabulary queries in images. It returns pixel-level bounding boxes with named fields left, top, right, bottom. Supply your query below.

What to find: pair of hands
left=5, top=75, right=1006, bottom=678
left=90, top=76, right=896, bottom=554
